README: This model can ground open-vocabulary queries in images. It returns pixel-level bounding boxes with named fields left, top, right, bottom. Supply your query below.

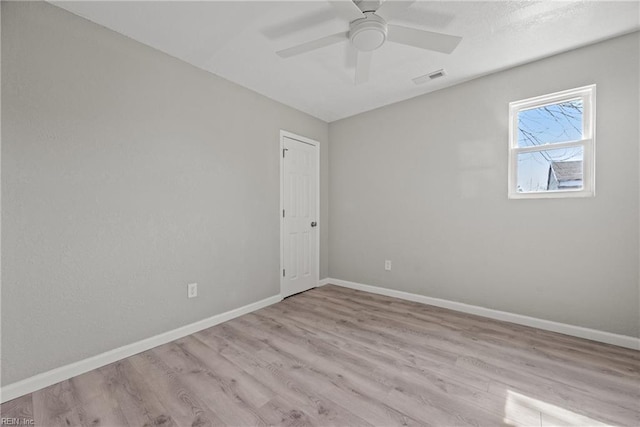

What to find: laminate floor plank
left=0, top=394, right=33, bottom=424
left=279, top=313, right=535, bottom=426
left=257, top=397, right=316, bottom=427
left=98, top=360, right=177, bottom=427
left=309, top=293, right=640, bottom=408
left=322, top=286, right=639, bottom=362
left=274, top=302, right=487, bottom=389
left=268, top=307, right=540, bottom=426
left=300, top=287, right=640, bottom=420
left=66, top=368, right=130, bottom=427
left=255, top=363, right=368, bottom=427
left=151, top=343, right=268, bottom=427
left=252, top=329, right=425, bottom=427
left=3, top=285, right=638, bottom=426
left=189, top=332, right=371, bottom=426
left=458, top=355, right=639, bottom=426
left=31, top=380, right=86, bottom=427
left=238, top=312, right=505, bottom=426
left=281, top=297, right=462, bottom=367
left=128, top=350, right=226, bottom=427
left=185, top=336, right=275, bottom=409
left=462, top=325, right=640, bottom=379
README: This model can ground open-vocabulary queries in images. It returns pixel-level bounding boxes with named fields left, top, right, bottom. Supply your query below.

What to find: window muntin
left=508, top=85, right=595, bottom=199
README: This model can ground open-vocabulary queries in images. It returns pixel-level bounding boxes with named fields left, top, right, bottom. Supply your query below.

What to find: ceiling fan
left=276, top=0, right=462, bottom=85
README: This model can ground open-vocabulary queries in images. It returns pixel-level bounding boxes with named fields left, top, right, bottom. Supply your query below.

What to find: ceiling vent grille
left=413, top=69, right=447, bottom=85
left=428, top=69, right=446, bottom=79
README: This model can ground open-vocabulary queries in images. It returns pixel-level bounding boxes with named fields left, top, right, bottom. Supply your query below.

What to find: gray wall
left=329, top=32, right=640, bottom=338
left=1, top=1, right=328, bottom=385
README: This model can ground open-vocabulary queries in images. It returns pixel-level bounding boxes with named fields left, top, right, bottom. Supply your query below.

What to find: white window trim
left=508, top=84, right=596, bottom=199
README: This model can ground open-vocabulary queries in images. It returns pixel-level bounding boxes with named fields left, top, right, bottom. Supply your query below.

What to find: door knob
left=311, top=221, right=317, bottom=227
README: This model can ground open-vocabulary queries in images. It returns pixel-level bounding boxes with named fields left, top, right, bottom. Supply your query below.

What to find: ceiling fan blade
left=387, top=25, right=461, bottom=54
left=328, top=0, right=365, bottom=21
left=374, top=0, right=416, bottom=21
left=276, top=32, right=348, bottom=58
left=355, top=51, right=372, bottom=85
left=378, top=4, right=455, bottom=30
left=262, top=9, right=338, bottom=40
left=345, top=44, right=357, bottom=69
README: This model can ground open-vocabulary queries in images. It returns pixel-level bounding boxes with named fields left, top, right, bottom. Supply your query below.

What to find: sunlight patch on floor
left=504, top=390, right=614, bottom=426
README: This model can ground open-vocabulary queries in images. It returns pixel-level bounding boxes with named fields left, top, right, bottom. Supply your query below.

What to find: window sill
left=508, top=189, right=595, bottom=199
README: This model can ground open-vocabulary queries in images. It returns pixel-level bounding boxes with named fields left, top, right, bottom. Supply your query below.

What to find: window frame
left=508, top=84, right=596, bottom=199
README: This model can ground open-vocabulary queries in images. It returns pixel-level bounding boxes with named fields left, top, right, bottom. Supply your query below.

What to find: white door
left=281, top=134, right=318, bottom=298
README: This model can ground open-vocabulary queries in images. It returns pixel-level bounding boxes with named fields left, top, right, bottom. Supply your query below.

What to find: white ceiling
left=52, top=1, right=639, bottom=122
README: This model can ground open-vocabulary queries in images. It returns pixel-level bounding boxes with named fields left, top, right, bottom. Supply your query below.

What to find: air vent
left=412, top=69, right=447, bottom=85
left=428, top=69, right=446, bottom=79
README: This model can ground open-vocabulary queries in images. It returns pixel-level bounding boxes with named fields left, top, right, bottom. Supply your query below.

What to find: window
left=508, top=85, right=595, bottom=199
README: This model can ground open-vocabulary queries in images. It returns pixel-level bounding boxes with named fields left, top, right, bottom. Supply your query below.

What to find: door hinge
left=283, top=269, right=286, bottom=277
left=283, top=209, right=285, bottom=218
left=283, top=148, right=288, bottom=158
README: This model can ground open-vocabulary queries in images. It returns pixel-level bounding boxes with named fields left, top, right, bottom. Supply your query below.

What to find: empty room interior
left=1, top=0, right=640, bottom=426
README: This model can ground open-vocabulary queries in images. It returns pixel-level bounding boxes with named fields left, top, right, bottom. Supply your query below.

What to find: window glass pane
left=516, top=147, right=583, bottom=193
left=517, top=99, right=583, bottom=147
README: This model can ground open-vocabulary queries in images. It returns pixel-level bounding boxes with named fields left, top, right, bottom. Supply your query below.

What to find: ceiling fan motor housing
left=349, top=13, right=387, bottom=52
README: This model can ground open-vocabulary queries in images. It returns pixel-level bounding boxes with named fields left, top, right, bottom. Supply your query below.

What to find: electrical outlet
left=187, top=283, right=198, bottom=298
left=385, top=260, right=392, bottom=271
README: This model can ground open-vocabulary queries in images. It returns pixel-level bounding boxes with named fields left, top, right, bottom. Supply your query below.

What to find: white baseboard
left=317, top=278, right=332, bottom=287
left=1, top=294, right=282, bottom=404
left=323, top=278, right=640, bottom=351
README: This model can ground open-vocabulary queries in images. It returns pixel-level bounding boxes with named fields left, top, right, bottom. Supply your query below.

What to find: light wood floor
left=2, top=285, right=639, bottom=426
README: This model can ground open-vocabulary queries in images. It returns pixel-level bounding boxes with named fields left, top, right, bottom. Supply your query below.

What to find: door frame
left=279, top=130, right=320, bottom=299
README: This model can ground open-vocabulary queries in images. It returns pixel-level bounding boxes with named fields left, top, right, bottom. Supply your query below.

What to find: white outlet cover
left=385, top=260, right=392, bottom=271
left=188, top=283, right=198, bottom=298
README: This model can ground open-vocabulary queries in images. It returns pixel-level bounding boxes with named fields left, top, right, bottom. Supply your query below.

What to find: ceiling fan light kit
left=350, top=13, right=387, bottom=52
left=275, top=0, right=462, bottom=85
